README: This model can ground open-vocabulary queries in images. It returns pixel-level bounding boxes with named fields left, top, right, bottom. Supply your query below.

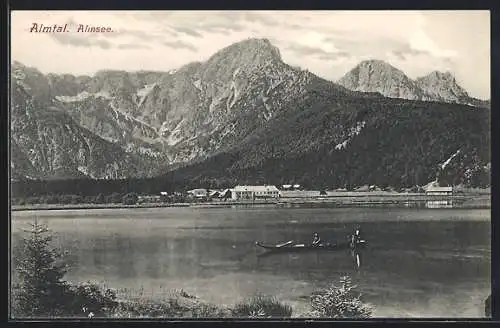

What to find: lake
left=11, top=207, right=491, bottom=318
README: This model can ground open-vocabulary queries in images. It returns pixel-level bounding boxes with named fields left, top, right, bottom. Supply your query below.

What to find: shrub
left=94, top=193, right=105, bottom=204
left=70, top=195, right=82, bottom=205
left=59, top=194, right=73, bottom=204
left=62, top=282, right=118, bottom=317
left=307, top=276, right=372, bottom=318
left=105, top=192, right=122, bottom=204
left=231, top=295, right=292, bottom=318
left=485, top=294, right=491, bottom=317
left=122, top=193, right=138, bottom=205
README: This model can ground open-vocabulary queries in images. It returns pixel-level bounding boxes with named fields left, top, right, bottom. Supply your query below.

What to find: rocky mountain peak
left=416, top=70, right=469, bottom=101
left=213, top=38, right=281, bottom=62
left=201, top=38, right=282, bottom=82
left=338, top=59, right=424, bottom=100
left=338, top=60, right=482, bottom=105
left=355, top=59, right=408, bottom=78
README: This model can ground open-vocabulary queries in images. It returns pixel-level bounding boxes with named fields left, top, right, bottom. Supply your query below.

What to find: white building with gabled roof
left=187, top=188, right=208, bottom=198
left=232, top=185, right=281, bottom=200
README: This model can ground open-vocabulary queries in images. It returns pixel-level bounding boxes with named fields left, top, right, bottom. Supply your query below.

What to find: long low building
left=425, top=186, right=453, bottom=196
left=232, top=185, right=280, bottom=200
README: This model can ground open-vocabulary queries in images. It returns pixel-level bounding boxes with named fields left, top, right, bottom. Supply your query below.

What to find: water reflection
left=426, top=200, right=453, bottom=209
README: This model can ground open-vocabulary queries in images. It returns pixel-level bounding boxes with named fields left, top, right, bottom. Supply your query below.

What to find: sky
left=11, top=10, right=490, bottom=99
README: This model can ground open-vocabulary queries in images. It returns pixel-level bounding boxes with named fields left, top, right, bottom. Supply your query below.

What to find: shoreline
left=10, top=194, right=491, bottom=211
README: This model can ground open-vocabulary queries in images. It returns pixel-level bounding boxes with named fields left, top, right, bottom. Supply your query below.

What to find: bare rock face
left=415, top=71, right=469, bottom=103
left=337, top=60, right=429, bottom=101
left=338, top=60, right=488, bottom=107
left=11, top=65, right=145, bottom=180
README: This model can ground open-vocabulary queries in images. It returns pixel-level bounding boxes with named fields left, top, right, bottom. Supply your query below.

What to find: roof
left=233, top=185, right=280, bottom=192
left=426, top=186, right=453, bottom=192
left=187, top=188, right=208, bottom=193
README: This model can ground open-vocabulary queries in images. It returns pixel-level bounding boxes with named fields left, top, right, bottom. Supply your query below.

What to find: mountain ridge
left=337, top=59, right=489, bottom=107
left=10, top=38, right=490, bottom=188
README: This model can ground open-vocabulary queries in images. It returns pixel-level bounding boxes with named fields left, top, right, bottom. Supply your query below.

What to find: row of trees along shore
left=12, top=220, right=373, bottom=319
left=12, top=192, right=145, bottom=206
left=11, top=162, right=490, bottom=201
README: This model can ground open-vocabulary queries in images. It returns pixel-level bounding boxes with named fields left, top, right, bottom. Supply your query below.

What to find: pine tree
left=13, top=219, right=69, bottom=317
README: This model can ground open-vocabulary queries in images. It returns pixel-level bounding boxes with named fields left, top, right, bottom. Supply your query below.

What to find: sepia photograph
left=9, top=10, right=491, bottom=319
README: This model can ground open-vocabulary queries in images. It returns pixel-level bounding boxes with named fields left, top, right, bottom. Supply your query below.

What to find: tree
left=12, top=220, right=119, bottom=318
left=106, top=192, right=122, bottom=204
left=94, top=193, right=105, bottom=204
left=122, top=192, right=138, bottom=205
left=308, top=276, right=372, bottom=318
left=13, top=219, right=69, bottom=317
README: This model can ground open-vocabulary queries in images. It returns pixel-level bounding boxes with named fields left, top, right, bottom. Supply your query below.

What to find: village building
left=231, top=185, right=281, bottom=200
left=425, top=186, right=453, bottom=196
left=219, top=189, right=233, bottom=199
left=209, top=190, right=221, bottom=198
left=187, top=188, right=208, bottom=198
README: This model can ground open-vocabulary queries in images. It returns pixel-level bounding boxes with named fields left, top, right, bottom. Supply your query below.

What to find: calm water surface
left=11, top=207, right=490, bottom=318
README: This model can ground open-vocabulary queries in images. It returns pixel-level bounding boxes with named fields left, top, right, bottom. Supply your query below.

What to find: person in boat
left=312, top=232, right=322, bottom=247
left=350, top=229, right=361, bottom=248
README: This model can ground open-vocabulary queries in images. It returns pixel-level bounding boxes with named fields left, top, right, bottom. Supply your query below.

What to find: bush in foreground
left=231, top=295, right=293, bottom=318
left=307, top=276, right=372, bottom=318
left=62, top=282, right=119, bottom=317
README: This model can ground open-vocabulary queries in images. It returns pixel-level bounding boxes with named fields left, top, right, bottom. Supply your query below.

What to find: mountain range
left=10, top=38, right=490, bottom=190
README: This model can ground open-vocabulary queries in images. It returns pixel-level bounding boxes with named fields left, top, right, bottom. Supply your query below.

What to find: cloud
left=241, top=12, right=279, bottom=26
left=117, top=43, right=150, bottom=50
left=46, top=18, right=158, bottom=50
left=286, top=43, right=351, bottom=61
left=129, top=11, right=247, bottom=37
left=51, top=33, right=113, bottom=49
left=109, top=28, right=161, bottom=41
left=323, top=34, right=408, bottom=56
left=390, top=41, right=454, bottom=62
left=286, top=44, right=330, bottom=56
left=391, top=47, right=429, bottom=60
left=199, top=21, right=246, bottom=35
left=163, top=40, right=197, bottom=52
left=288, top=23, right=304, bottom=30
left=170, top=26, right=204, bottom=38
left=317, top=51, right=352, bottom=61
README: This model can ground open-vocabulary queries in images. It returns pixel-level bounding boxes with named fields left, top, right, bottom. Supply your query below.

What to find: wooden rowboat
left=255, top=240, right=366, bottom=253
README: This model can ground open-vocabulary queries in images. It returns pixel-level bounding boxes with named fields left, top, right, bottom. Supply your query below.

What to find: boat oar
left=276, top=240, right=294, bottom=248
